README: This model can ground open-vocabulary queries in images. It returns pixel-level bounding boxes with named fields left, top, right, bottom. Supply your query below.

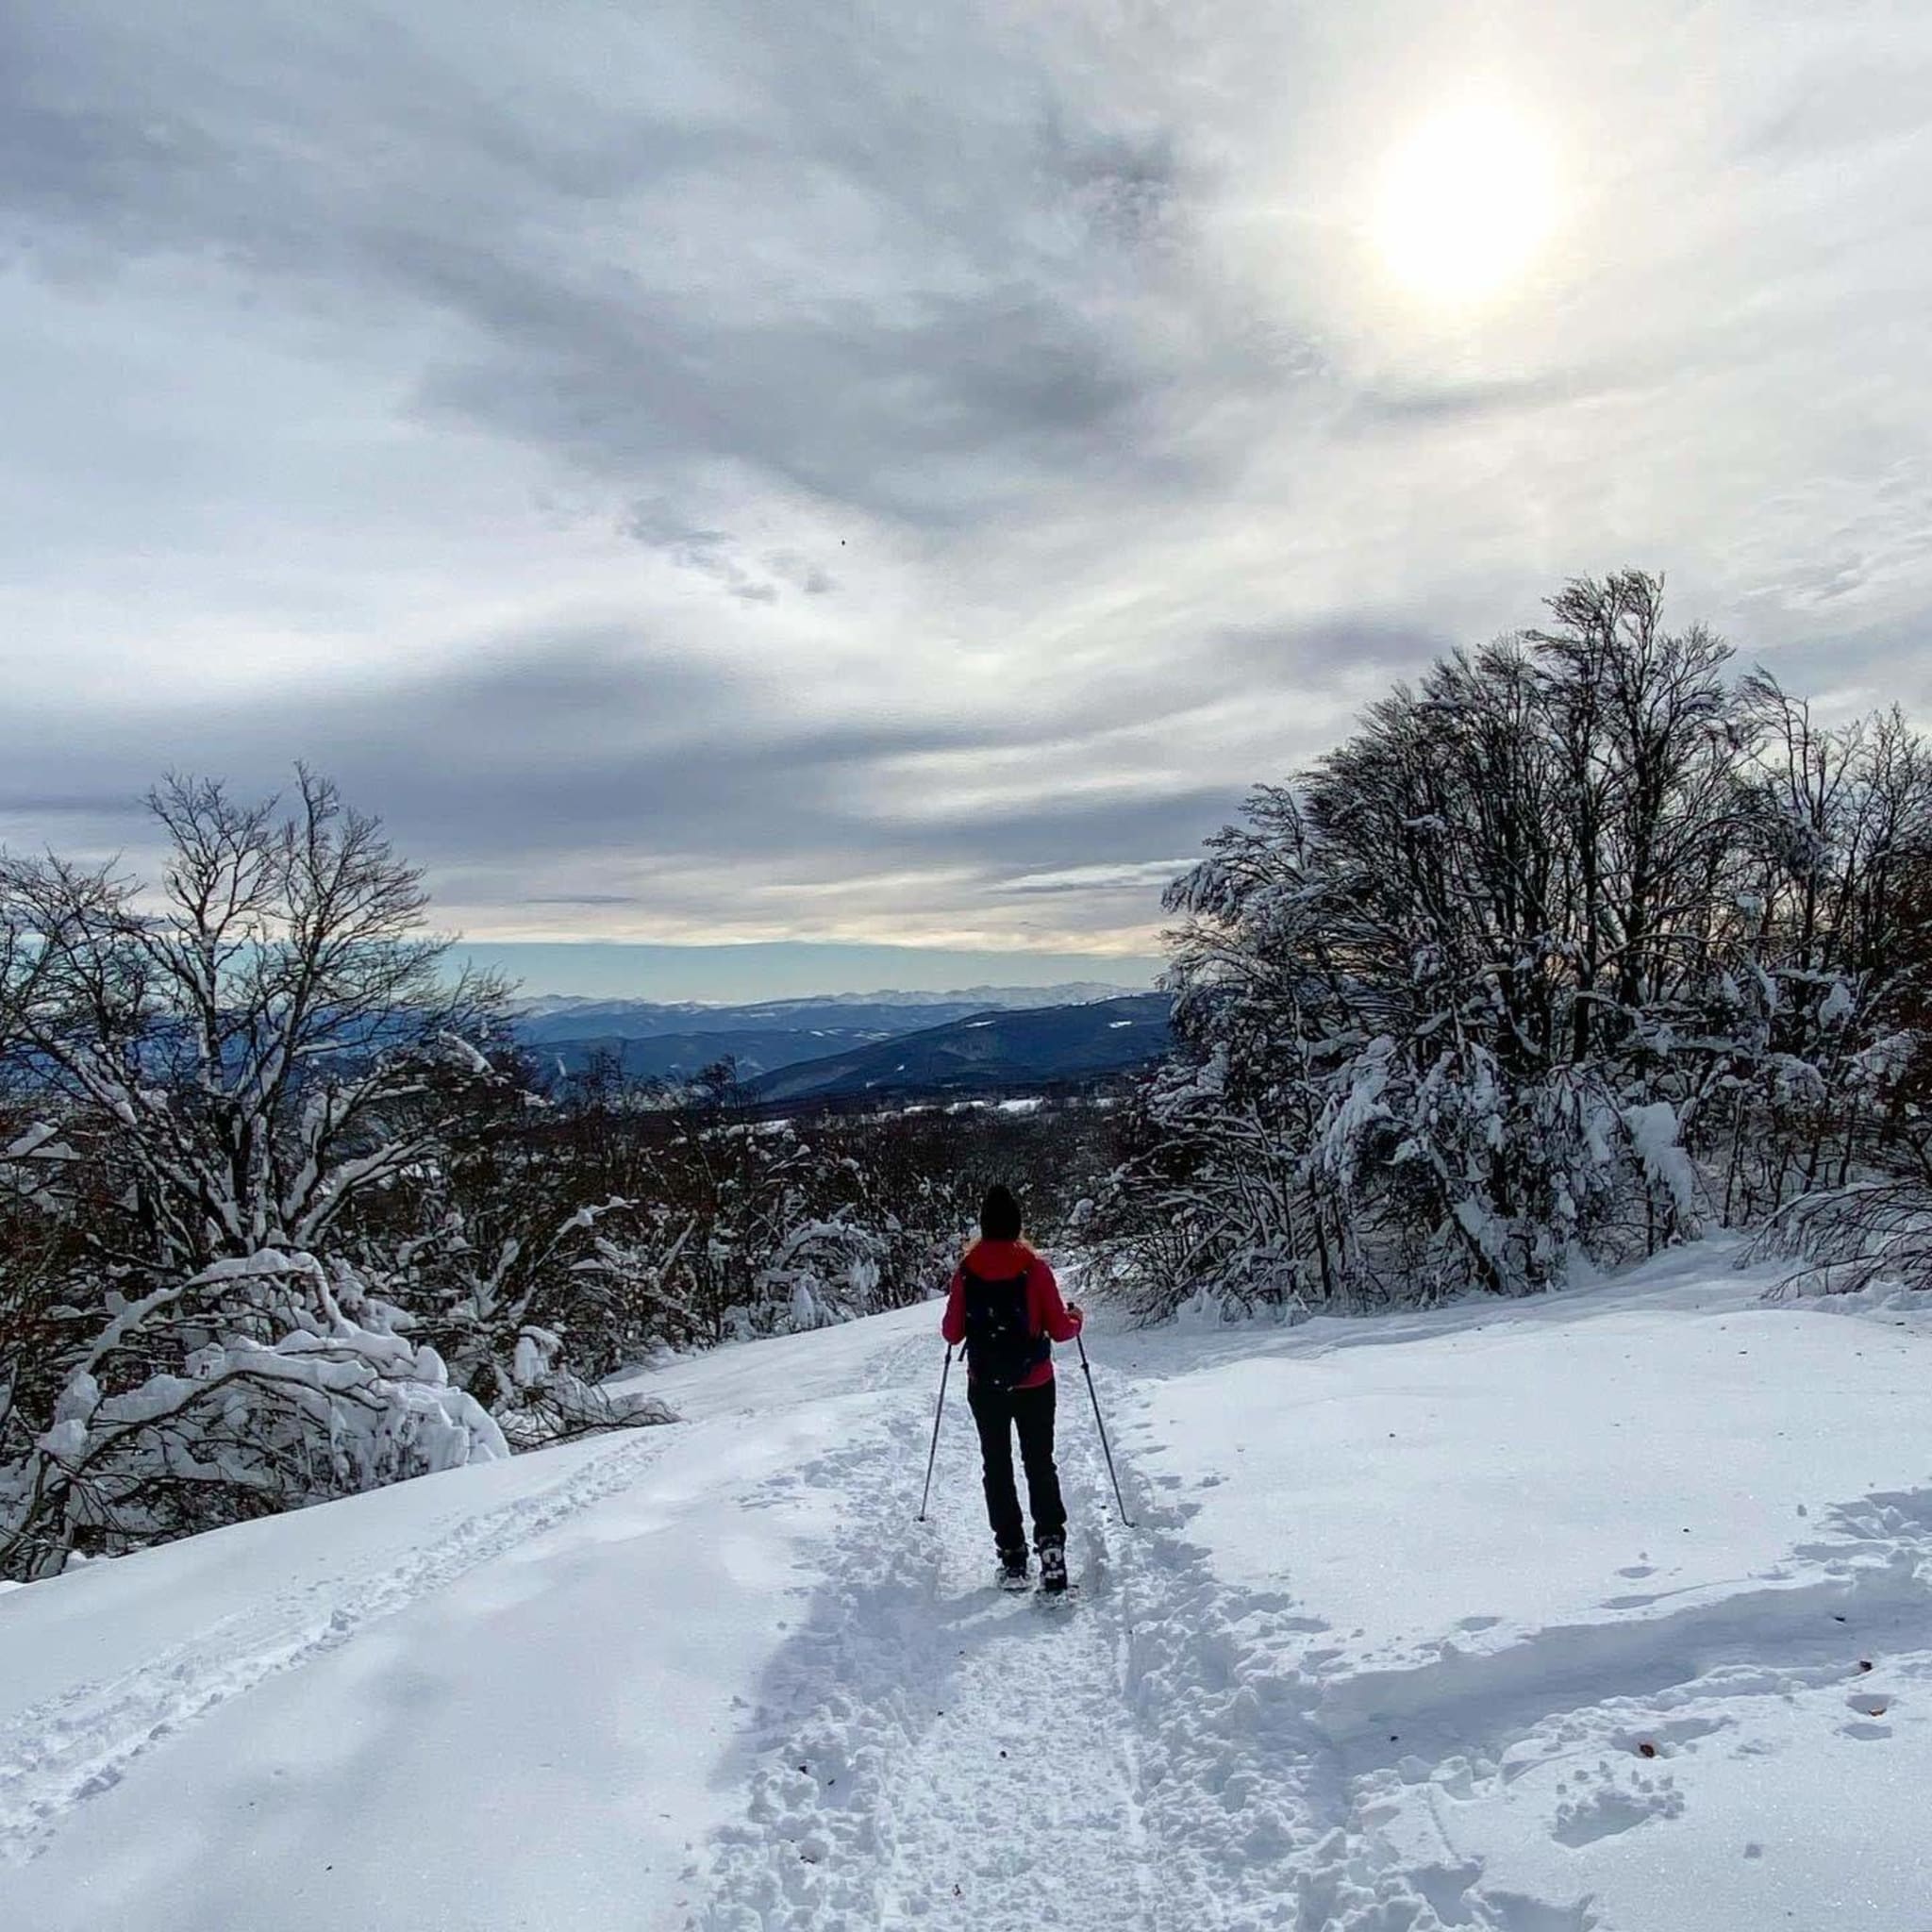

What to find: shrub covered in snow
left=2, top=1250, right=506, bottom=1577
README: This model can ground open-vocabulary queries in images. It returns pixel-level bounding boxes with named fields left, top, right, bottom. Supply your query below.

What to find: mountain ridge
left=509, top=984, right=1160, bottom=1084
left=745, top=991, right=1172, bottom=1103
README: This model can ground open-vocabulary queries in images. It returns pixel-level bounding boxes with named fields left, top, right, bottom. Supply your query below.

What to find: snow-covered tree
left=1088, top=575, right=1932, bottom=1317
left=0, top=773, right=540, bottom=1576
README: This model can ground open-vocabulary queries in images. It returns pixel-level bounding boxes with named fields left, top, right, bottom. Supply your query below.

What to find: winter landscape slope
left=3, top=1244, right=1929, bottom=1931
left=517, top=1021, right=896, bottom=1084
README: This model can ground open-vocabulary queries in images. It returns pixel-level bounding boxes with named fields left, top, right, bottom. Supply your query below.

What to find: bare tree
left=0, top=769, right=511, bottom=1277
left=0, top=772, right=521, bottom=1577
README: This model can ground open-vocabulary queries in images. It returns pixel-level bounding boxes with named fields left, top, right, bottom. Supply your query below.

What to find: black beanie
left=980, top=1184, right=1023, bottom=1241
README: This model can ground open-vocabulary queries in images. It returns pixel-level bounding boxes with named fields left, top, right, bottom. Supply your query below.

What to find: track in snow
left=693, top=1368, right=1167, bottom=1931
left=689, top=1343, right=1611, bottom=1932
left=0, top=1424, right=677, bottom=1865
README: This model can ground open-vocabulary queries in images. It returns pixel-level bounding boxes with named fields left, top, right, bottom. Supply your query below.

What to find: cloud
left=624, top=498, right=778, bottom=601
left=1007, top=860, right=1198, bottom=897
left=623, top=501, right=838, bottom=603
left=0, top=2, right=1185, bottom=530
left=3, top=1, right=1932, bottom=982
left=0, top=624, right=1242, bottom=930
left=520, top=893, right=650, bottom=908
left=1349, top=371, right=1610, bottom=427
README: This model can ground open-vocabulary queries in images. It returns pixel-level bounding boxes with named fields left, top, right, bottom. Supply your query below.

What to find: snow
left=1104, top=1243, right=1932, bottom=1928
left=5, top=1245, right=1931, bottom=1930
left=1126, top=1247, right=1924, bottom=1653
left=0, top=1384, right=895, bottom=1930
left=1620, top=1100, right=1701, bottom=1226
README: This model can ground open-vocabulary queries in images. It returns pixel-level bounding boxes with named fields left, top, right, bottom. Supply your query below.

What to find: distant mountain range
left=508, top=984, right=1167, bottom=1092
left=744, top=993, right=1173, bottom=1103
left=513, top=982, right=1141, bottom=1031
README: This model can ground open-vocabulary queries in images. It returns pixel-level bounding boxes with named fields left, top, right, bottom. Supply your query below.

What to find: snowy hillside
left=3, top=1245, right=1928, bottom=1931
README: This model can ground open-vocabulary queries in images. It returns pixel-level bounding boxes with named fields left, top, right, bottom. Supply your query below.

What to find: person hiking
left=940, top=1184, right=1084, bottom=1593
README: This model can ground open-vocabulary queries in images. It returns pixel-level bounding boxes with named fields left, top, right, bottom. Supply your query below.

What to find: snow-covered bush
left=2, top=1251, right=505, bottom=1578
left=494, top=1323, right=674, bottom=1449
left=628, top=1119, right=928, bottom=1341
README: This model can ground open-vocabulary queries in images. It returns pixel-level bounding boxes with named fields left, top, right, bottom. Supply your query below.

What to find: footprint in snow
left=1551, top=1765, right=1684, bottom=1847
left=1842, top=1690, right=1895, bottom=1738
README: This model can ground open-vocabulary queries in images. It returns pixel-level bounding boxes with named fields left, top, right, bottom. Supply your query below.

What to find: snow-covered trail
left=678, top=1252, right=1932, bottom=1932
left=6, top=1248, right=1932, bottom=1931
left=695, top=1357, right=1166, bottom=1931
left=0, top=1311, right=946, bottom=1932
left=683, top=1337, right=1547, bottom=1932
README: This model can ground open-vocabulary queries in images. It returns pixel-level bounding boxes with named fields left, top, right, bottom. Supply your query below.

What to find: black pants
left=968, top=1377, right=1067, bottom=1557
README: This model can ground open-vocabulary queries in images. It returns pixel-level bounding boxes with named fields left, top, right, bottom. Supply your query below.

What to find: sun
left=1376, top=102, right=1555, bottom=306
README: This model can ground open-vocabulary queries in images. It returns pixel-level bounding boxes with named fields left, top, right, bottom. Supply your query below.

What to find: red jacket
left=941, top=1239, right=1081, bottom=1389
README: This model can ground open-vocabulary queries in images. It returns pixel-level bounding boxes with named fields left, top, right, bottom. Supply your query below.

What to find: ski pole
left=915, top=1347, right=953, bottom=1522
left=1075, top=1330, right=1135, bottom=1528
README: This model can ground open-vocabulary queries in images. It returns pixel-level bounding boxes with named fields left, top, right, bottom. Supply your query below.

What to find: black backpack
left=961, top=1263, right=1050, bottom=1391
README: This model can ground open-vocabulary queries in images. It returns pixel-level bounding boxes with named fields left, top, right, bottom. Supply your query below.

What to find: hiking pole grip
left=916, top=1346, right=953, bottom=1522
left=1075, top=1330, right=1135, bottom=1528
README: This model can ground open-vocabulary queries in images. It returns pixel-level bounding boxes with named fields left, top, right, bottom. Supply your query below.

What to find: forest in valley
left=6, top=571, right=1930, bottom=1579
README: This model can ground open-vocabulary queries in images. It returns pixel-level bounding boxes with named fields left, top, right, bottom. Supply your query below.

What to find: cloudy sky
left=4, top=1, right=1929, bottom=997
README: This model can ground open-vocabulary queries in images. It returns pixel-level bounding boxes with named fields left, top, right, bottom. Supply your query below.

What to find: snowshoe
left=1038, top=1540, right=1069, bottom=1595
